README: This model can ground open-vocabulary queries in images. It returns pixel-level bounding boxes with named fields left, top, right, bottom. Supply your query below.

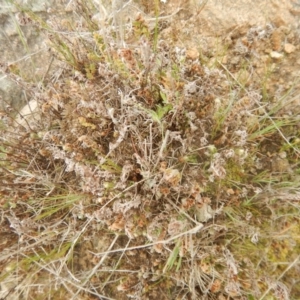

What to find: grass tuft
left=1, top=1, right=300, bottom=299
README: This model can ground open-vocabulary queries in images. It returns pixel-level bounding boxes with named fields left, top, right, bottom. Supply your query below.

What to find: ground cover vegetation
left=0, top=0, right=300, bottom=299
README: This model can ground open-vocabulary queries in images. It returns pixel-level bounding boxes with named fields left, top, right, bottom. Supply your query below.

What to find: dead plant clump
left=1, top=1, right=300, bottom=299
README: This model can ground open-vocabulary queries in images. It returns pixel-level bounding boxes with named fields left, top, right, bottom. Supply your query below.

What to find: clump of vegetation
left=1, top=1, right=300, bottom=299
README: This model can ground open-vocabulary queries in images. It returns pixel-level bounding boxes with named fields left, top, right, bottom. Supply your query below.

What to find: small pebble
left=270, top=51, right=283, bottom=59
left=284, top=43, right=296, bottom=54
